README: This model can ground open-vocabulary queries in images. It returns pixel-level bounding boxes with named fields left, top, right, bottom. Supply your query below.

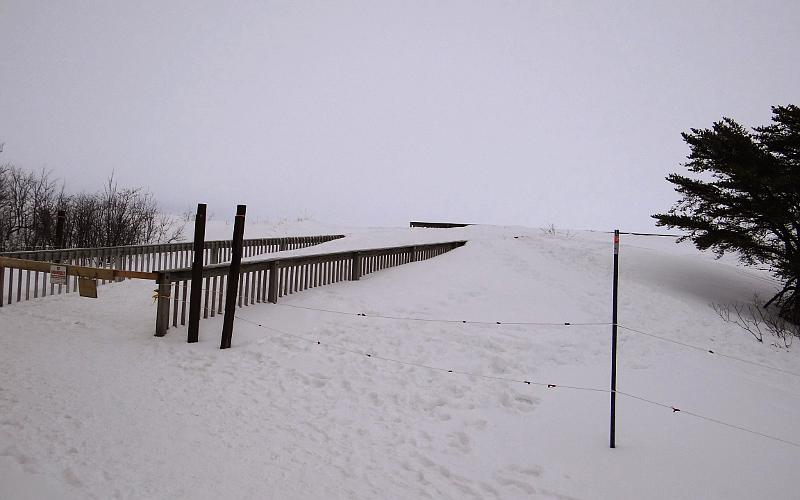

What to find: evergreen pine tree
left=653, top=105, right=800, bottom=323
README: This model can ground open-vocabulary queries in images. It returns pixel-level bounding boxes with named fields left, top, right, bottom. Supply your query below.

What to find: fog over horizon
left=1, top=1, right=798, bottom=231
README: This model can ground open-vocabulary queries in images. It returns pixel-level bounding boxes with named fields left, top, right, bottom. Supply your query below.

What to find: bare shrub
left=539, top=224, right=575, bottom=239
left=0, top=165, right=63, bottom=251
left=0, top=165, right=181, bottom=251
left=712, top=295, right=799, bottom=348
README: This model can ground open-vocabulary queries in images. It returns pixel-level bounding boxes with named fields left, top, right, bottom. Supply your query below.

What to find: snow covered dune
left=1, top=224, right=798, bottom=499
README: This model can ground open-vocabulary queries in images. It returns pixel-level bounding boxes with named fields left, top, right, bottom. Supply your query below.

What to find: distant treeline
left=0, top=164, right=182, bottom=252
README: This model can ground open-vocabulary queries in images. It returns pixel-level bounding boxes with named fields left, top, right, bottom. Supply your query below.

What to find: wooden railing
left=410, top=221, right=472, bottom=228
left=154, top=240, right=467, bottom=335
left=0, top=235, right=344, bottom=306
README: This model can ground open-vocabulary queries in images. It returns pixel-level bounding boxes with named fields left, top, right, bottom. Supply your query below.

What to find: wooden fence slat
left=217, top=275, right=225, bottom=314
left=210, top=276, right=218, bottom=317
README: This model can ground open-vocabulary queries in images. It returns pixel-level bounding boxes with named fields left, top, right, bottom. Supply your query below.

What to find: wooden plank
left=181, top=280, right=188, bottom=325
left=217, top=275, right=224, bottom=314
left=0, top=256, right=158, bottom=281
left=210, top=276, right=217, bottom=317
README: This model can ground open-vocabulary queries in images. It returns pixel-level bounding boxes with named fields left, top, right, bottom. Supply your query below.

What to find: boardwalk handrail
left=409, top=221, right=472, bottom=228
left=0, top=235, right=345, bottom=264
left=154, top=240, right=468, bottom=335
left=0, top=235, right=344, bottom=307
left=0, top=256, right=159, bottom=281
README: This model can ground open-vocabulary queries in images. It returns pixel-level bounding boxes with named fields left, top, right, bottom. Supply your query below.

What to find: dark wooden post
left=267, top=261, right=279, bottom=303
left=610, top=229, right=620, bottom=448
left=351, top=252, right=362, bottom=280
left=410, top=246, right=417, bottom=262
left=187, top=203, right=206, bottom=343
left=220, top=205, right=246, bottom=349
left=155, top=272, right=171, bottom=337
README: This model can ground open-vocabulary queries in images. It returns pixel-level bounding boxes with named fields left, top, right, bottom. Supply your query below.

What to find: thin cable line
left=618, top=324, right=800, bottom=378
left=233, top=314, right=603, bottom=391
left=274, top=302, right=610, bottom=326
left=614, top=390, right=800, bottom=449
left=596, top=230, right=684, bottom=238
left=731, top=268, right=783, bottom=285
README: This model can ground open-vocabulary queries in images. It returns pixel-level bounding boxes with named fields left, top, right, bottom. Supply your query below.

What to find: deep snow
left=1, top=223, right=798, bottom=499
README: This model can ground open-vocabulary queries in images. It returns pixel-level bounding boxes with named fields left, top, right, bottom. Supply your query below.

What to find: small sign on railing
left=50, top=265, right=67, bottom=285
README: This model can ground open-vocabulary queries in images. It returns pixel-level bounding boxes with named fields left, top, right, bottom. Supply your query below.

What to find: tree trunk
left=792, top=294, right=800, bottom=325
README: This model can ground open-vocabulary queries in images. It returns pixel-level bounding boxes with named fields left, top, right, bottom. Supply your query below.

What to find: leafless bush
left=0, top=165, right=64, bottom=251
left=0, top=165, right=181, bottom=251
left=712, top=295, right=799, bottom=348
left=539, top=224, right=575, bottom=239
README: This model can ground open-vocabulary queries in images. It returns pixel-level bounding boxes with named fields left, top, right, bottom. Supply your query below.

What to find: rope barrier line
left=151, top=288, right=610, bottom=327
left=232, top=314, right=605, bottom=391
left=232, top=313, right=800, bottom=449
left=274, top=303, right=611, bottom=326
left=617, top=324, right=800, bottom=378
left=732, top=268, right=783, bottom=285
left=614, top=390, right=800, bottom=449
left=597, top=230, right=685, bottom=238
left=152, top=288, right=611, bottom=326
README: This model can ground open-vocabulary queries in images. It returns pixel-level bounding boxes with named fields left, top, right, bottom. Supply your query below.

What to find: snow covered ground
left=1, top=223, right=798, bottom=499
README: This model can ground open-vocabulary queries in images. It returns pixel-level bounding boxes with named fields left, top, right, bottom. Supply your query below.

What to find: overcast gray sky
left=1, top=0, right=798, bottom=230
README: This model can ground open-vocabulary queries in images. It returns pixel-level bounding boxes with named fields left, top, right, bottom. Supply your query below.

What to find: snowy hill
left=1, top=223, right=798, bottom=499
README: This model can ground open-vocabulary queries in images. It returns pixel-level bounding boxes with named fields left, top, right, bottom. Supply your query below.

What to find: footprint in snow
left=446, top=431, right=471, bottom=454
left=498, top=391, right=540, bottom=413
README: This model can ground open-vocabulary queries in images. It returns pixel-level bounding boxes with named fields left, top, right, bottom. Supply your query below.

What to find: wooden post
left=351, top=252, right=362, bottom=280
left=410, top=246, right=417, bottom=262
left=267, top=261, right=279, bottom=303
left=610, top=229, right=619, bottom=448
left=220, top=205, right=246, bottom=349
left=155, top=272, right=171, bottom=337
left=187, top=203, right=207, bottom=343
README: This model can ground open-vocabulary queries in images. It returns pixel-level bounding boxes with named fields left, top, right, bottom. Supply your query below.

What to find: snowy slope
left=1, top=224, right=798, bottom=499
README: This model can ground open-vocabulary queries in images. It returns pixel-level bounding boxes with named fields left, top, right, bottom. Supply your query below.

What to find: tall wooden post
left=220, top=205, right=246, bottom=349
left=610, top=229, right=620, bottom=448
left=187, top=203, right=206, bottom=343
